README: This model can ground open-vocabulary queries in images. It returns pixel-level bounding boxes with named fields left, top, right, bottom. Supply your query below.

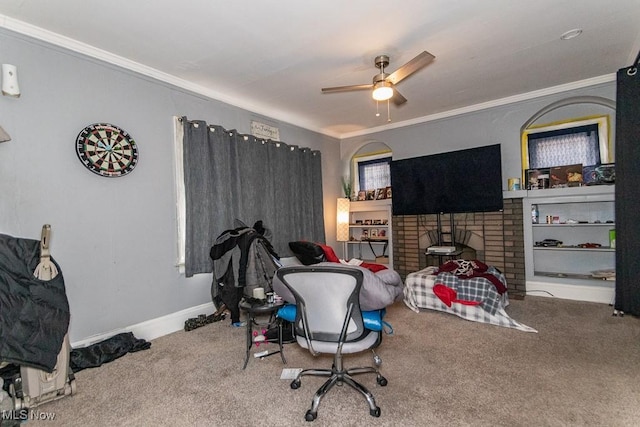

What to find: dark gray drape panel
left=182, top=118, right=325, bottom=277
left=614, top=64, right=640, bottom=316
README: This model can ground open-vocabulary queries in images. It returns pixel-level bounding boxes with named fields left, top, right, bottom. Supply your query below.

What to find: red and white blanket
left=404, top=261, right=536, bottom=333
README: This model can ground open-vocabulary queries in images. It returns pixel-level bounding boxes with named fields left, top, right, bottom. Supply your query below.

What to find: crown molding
left=0, top=15, right=333, bottom=138
left=0, top=15, right=615, bottom=141
left=339, top=74, right=616, bottom=139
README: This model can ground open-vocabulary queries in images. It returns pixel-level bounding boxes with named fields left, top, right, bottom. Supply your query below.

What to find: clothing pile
left=210, top=220, right=280, bottom=325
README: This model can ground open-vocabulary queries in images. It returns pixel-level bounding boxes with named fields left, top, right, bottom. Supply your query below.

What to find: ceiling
left=1, top=0, right=639, bottom=139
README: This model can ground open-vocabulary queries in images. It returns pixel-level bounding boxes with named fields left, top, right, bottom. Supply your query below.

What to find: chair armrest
left=277, top=304, right=386, bottom=332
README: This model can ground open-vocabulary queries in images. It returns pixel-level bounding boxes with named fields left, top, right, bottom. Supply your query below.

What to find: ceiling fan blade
left=386, top=51, right=435, bottom=85
left=321, top=83, right=373, bottom=93
left=391, top=89, right=407, bottom=106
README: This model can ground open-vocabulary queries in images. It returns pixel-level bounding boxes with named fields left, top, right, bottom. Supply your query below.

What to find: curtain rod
left=178, top=116, right=320, bottom=155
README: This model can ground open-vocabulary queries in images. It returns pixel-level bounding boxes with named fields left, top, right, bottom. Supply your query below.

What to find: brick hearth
left=392, top=198, right=525, bottom=295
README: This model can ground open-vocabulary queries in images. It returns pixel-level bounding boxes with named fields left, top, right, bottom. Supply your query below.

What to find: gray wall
left=0, top=29, right=340, bottom=342
left=0, top=26, right=617, bottom=344
left=341, top=84, right=617, bottom=188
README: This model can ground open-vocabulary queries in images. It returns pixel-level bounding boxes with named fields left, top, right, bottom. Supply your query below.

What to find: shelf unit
left=523, top=185, right=615, bottom=303
left=344, top=199, right=393, bottom=269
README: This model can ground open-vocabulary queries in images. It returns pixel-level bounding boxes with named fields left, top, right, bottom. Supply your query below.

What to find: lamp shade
left=336, top=198, right=350, bottom=242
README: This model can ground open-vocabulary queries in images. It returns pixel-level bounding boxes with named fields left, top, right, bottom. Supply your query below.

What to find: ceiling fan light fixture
left=372, top=81, right=393, bottom=101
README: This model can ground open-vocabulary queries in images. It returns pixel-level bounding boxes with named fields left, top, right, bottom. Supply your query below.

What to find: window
left=353, top=152, right=392, bottom=193
left=174, top=116, right=325, bottom=276
left=521, top=115, right=610, bottom=173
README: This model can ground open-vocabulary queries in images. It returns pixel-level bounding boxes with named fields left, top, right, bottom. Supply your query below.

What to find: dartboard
left=75, top=123, right=139, bottom=177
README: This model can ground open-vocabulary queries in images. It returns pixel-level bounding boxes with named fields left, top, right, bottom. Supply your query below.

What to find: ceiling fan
left=321, top=51, right=435, bottom=106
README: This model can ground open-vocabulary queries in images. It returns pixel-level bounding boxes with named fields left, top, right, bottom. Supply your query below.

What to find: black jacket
left=0, top=234, right=70, bottom=372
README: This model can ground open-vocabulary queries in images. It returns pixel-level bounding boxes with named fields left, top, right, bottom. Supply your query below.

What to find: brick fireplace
left=392, top=198, right=525, bottom=295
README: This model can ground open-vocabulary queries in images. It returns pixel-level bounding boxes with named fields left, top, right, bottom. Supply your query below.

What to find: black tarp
left=70, top=332, right=150, bottom=372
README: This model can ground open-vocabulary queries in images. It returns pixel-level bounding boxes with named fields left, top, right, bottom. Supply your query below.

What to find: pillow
left=316, top=243, right=340, bottom=263
left=359, top=261, right=387, bottom=273
left=288, top=241, right=326, bottom=265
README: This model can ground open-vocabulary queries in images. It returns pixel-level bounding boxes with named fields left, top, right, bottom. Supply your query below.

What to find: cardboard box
left=526, top=168, right=550, bottom=190
left=550, top=164, right=583, bottom=188
left=583, top=163, right=615, bottom=185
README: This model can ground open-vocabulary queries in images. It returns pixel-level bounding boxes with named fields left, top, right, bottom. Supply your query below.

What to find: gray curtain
left=614, top=61, right=640, bottom=316
left=182, top=118, right=325, bottom=277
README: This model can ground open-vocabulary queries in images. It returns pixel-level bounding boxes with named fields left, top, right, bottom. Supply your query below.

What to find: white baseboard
left=71, top=302, right=215, bottom=348
left=526, top=281, right=615, bottom=304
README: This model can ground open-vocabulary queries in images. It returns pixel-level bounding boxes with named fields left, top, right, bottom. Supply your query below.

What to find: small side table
left=238, top=299, right=287, bottom=369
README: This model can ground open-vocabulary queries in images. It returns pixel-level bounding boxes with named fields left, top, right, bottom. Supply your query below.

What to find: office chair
left=276, top=266, right=387, bottom=421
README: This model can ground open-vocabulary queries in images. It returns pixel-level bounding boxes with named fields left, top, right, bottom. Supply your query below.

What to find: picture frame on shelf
left=385, top=186, right=392, bottom=199
left=357, top=190, right=366, bottom=201
left=363, top=219, right=372, bottom=225
left=361, top=229, right=369, bottom=240
left=526, top=168, right=550, bottom=190
left=583, top=163, right=615, bottom=186
left=366, top=189, right=375, bottom=200
left=355, top=219, right=363, bottom=225
left=550, top=164, right=583, bottom=188
left=370, top=229, right=378, bottom=238
left=375, top=188, right=386, bottom=200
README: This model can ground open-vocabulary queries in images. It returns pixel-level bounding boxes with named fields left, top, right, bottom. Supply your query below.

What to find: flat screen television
left=390, top=144, right=503, bottom=215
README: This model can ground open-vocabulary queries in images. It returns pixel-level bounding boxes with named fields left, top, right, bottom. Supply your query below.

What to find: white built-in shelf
left=505, top=185, right=615, bottom=199
left=523, top=185, right=615, bottom=303
left=534, top=270, right=615, bottom=282
left=533, top=246, right=615, bottom=253
left=345, top=199, right=393, bottom=269
left=533, top=223, right=614, bottom=227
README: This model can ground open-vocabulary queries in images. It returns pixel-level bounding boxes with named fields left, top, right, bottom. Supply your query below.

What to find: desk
left=238, top=300, right=287, bottom=369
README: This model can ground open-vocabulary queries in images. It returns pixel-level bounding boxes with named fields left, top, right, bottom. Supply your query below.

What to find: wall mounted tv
left=390, top=144, right=503, bottom=215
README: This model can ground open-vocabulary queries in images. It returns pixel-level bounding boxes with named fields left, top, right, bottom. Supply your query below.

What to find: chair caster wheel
left=377, top=375, right=388, bottom=386
left=290, top=379, right=301, bottom=389
left=305, top=410, right=317, bottom=421
left=373, top=354, right=382, bottom=367
left=370, top=406, right=381, bottom=417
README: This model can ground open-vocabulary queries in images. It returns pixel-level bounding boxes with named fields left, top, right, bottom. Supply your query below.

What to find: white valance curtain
left=528, top=128, right=599, bottom=169
left=181, top=117, right=325, bottom=277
